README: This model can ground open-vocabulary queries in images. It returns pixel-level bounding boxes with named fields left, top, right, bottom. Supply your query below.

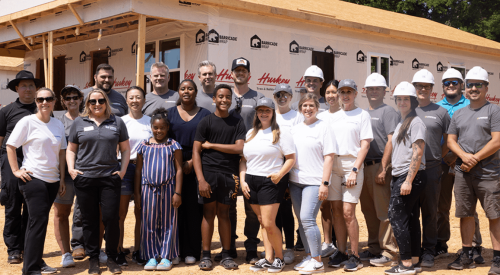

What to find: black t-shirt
left=194, top=113, right=246, bottom=174
left=0, top=98, right=37, bottom=157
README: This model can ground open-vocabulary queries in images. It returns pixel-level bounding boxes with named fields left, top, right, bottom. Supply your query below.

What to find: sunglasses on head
left=36, top=97, right=55, bottom=103
left=89, top=98, right=106, bottom=105
left=466, top=82, right=487, bottom=89
left=275, top=92, right=290, bottom=99
left=443, top=80, right=460, bottom=87
left=64, top=95, right=81, bottom=101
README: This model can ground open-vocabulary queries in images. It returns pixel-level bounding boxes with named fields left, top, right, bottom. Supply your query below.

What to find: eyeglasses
left=274, top=93, right=289, bottom=99
left=64, top=95, right=81, bottom=101
left=466, top=82, right=487, bottom=89
left=89, top=98, right=106, bottom=105
left=415, top=84, right=433, bottom=90
left=443, top=80, right=460, bottom=87
left=36, top=97, right=55, bottom=103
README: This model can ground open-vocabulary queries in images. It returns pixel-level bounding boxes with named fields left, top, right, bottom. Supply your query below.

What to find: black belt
left=364, top=159, right=381, bottom=166
left=119, top=159, right=137, bottom=165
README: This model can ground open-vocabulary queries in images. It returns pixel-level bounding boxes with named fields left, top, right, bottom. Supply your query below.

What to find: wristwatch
left=352, top=167, right=358, bottom=173
left=323, top=181, right=330, bottom=186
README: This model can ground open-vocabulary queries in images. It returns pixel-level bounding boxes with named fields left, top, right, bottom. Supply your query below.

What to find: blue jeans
left=289, top=182, right=322, bottom=257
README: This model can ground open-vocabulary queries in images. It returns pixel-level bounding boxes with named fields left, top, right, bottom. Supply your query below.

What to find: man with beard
left=83, top=63, right=128, bottom=116
left=291, top=65, right=329, bottom=112
left=436, top=68, right=484, bottom=263
left=196, top=60, right=216, bottom=112
left=142, top=62, right=179, bottom=116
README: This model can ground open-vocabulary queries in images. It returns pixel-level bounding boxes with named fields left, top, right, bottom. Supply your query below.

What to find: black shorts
left=197, top=170, right=239, bottom=205
left=246, top=173, right=289, bottom=205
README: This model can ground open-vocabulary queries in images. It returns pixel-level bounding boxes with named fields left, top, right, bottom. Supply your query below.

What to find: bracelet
left=174, top=192, right=182, bottom=197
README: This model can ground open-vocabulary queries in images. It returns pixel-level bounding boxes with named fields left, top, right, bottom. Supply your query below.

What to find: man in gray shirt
left=447, top=66, right=500, bottom=273
left=359, top=73, right=399, bottom=266
left=83, top=63, right=128, bottom=117
left=196, top=60, right=216, bottom=112
left=412, top=69, right=451, bottom=267
left=142, top=62, right=179, bottom=116
left=291, top=65, right=329, bottom=112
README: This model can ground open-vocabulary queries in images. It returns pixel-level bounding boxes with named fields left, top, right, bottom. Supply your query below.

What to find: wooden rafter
left=67, top=3, right=84, bottom=25
left=8, top=20, right=33, bottom=51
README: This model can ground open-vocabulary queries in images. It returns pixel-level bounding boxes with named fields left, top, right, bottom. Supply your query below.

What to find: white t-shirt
left=120, top=114, right=152, bottom=160
left=318, top=108, right=373, bottom=157
left=276, top=109, right=303, bottom=131
left=243, top=127, right=295, bottom=177
left=7, top=114, right=67, bottom=183
left=290, top=119, right=337, bottom=185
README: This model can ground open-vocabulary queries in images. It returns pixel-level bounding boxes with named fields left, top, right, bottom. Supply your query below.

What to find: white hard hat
left=304, top=65, right=324, bottom=81
left=442, top=68, right=463, bottom=82
left=465, top=66, right=489, bottom=82
left=412, top=69, right=435, bottom=84
left=393, top=81, right=417, bottom=97
left=364, top=73, right=387, bottom=88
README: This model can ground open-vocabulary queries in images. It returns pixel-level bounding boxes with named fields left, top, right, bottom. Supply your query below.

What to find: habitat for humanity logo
left=436, top=62, right=448, bottom=72
left=250, top=34, right=278, bottom=49
left=106, top=46, right=123, bottom=58
left=356, top=50, right=366, bottom=62
left=289, top=40, right=313, bottom=54
left=325, top=45, right=347, bottom=58
left=412, top=58, right=429, bottom=69
left=80, top=51, right=90, bottom=63
left=195, top=29, right=237, bottom=45
left=390, top=56, right=404, bottom=66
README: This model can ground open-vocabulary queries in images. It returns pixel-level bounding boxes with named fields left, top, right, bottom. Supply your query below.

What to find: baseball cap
left=255, top=97, right=275, bottom=110
left=231, top=57, right=250, bottom=72
left=273, top=84, right=292, bottom=95
left=61, top=85, right=83, bottom=96
left=338, top=79, right=358, bottom=92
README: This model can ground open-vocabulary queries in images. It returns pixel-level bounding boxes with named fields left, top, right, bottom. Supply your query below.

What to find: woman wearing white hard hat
left=385, top=81, right=427, bottom=275
left=320, top=79, right=373, bottom=272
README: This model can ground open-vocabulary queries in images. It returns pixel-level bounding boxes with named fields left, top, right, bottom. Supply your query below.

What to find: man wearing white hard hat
left=446, top=66, right=500, bottom=274
left=435, top=68, right=484, bottom=263
left=412, top=69, right=451, bottom=268
left=291, top=65, right=329, bottom=112
left=358, top=73, right=399, bottom=267
left=386, top=81, right=427, bottom=275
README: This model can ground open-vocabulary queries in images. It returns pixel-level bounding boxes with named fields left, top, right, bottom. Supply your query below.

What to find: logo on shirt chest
left=371, top=117, right=380, bottom=120
left=477, top=117, right=488, bottom=120
left=104, top=125, right=117, bottom=131
left=425, top=116, right=437, bottom=119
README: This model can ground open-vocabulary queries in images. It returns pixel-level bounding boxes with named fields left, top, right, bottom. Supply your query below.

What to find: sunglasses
left=36, top=97, right=55, bottom=103
left=274, top=93, right=290, bottom=99
left=89, top=98, right=106, bottom=105
left=443, top=80, right=460, bottom=87
left=466, top=82, right=487, bottom=89
left=64, top=95, right=81, bottom=101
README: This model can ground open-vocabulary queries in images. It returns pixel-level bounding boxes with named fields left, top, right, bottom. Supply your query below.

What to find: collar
left=82, top=114, right=116, bottom=124
left=15, top=98, right=36, bottom=109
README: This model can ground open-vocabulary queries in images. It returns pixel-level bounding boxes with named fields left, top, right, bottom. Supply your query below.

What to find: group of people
left=0, top=55, right=499, bottom=275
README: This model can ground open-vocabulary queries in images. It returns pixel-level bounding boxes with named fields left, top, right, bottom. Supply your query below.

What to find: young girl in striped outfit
left=135, top=108, right=183, bottom=271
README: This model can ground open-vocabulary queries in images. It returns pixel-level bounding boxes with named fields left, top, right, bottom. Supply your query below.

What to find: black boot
left=89, top=257, right=100, bottom=274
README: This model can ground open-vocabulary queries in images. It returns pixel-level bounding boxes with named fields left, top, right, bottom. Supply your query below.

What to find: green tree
left=342, top=0, right=500, bottom=42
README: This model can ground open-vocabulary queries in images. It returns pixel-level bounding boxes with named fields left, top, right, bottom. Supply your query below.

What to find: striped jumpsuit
left=136, top=138, right=182, bottom=260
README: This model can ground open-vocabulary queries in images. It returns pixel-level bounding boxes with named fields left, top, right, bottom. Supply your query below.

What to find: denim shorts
left=121, top=163, right=136, bottom=196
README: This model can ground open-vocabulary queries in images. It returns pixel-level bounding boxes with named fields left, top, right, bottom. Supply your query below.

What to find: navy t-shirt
left=167, top=106, right=211, bottom=161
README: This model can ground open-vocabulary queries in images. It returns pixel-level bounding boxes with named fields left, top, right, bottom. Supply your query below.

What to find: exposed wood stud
left=68, top=3, right=84, bottom=25
left=9, top=20, right=33, bottom=51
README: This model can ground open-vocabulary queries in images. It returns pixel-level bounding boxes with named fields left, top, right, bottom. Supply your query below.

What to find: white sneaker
left=294, top=255, right=312, bottom=271
left=299, top=258, right=325, bottom=274
left=61, top=252, right=76, bottom=268
left=172, top=256, right=180, bottom=265
left=284, top=249, right=295, bottom=264
left=321, top=242, right=337, bottom=258
left=99, top=250, right=107, bottom=264
left=185, top=256, right=196, bottom=264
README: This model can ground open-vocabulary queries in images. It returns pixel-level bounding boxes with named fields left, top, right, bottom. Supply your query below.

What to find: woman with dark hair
left=241, top=98, right=296, bottom=273
left=67, top=88, right=130, bottom=274
left=167, top=79, right=211, bottom=265
left=116, top=86, right=152, bottom=266
left=384, top=81, right=427, bottom=275
left=7, top=88, right=66, bottom=275
left=53, top=85, right=84, bottom=268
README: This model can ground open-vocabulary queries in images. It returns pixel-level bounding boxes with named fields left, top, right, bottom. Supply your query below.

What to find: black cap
left=231, top=57, right=250, bottom=72
left=8, top=70, right=42, bottom=92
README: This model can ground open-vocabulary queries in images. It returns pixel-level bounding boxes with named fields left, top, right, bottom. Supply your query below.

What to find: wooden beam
left=48, top=31, right=53, bottom=90
left=135, top=14, right=146, bottom=89
left=68, top=3, right=84, bottom=25
left=0, top=48, right=25, bottom=58
left=42, top=34, right=48, bottom=86
left=9, top=20, right=33, bottom=51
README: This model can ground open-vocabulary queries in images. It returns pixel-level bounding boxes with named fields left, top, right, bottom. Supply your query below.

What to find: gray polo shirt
left=416, top=103, right=451, bottom=169
left=68, top=115, right=129, bottom=178
left=291, top=96, right=329, bottom=113
left=229, top=88, right=265, bottom=131
left=391, top=117, right=427, bottom=177
left=447, top=102, right=500, bottom=179
left=365, top=104, right=400, bottom=161
left=83, top=88, right=128, bottom=117
left=196, top=91, right=215, bottom=113
left=142, top=89, right=179, bottom=116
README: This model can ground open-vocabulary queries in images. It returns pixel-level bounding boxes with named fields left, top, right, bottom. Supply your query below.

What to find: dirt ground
left=0, top=195, right=495, bottom=275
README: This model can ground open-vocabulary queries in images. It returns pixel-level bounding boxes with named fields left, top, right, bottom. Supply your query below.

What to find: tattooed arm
left=400, top=139, right=425, bottom=196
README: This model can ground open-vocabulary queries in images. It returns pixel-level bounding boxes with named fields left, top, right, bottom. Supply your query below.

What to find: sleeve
left=447, top=115, right=458, bottom=136
left=68, top=118, right=80, bottom=144
left=442, top=109, right=451, bottom=133
left=360, top=111, right=374, bottom=141
left=384, top=108, right=400, bottom=135
left=490, top=106, right=500, bottom=132
left=322, top=122, right=337, bottom=156
left=235, top=118, right=247, bottom=141
left=410, top=120, right=427, bottom=144
left=0, top=109, right=7, bottom=137
left=279, top=128, right=296, bottom=156
left=60, top=123, right=68, bottom=150
left=136, top=142, right=143, bottom=156
left=173, top=140, right=183, bottom=151
left=194, top=116, right=208, bottom=142
left=6, top=117, right=28, bottom=148
left=116, top=117, right=129, bottom=142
